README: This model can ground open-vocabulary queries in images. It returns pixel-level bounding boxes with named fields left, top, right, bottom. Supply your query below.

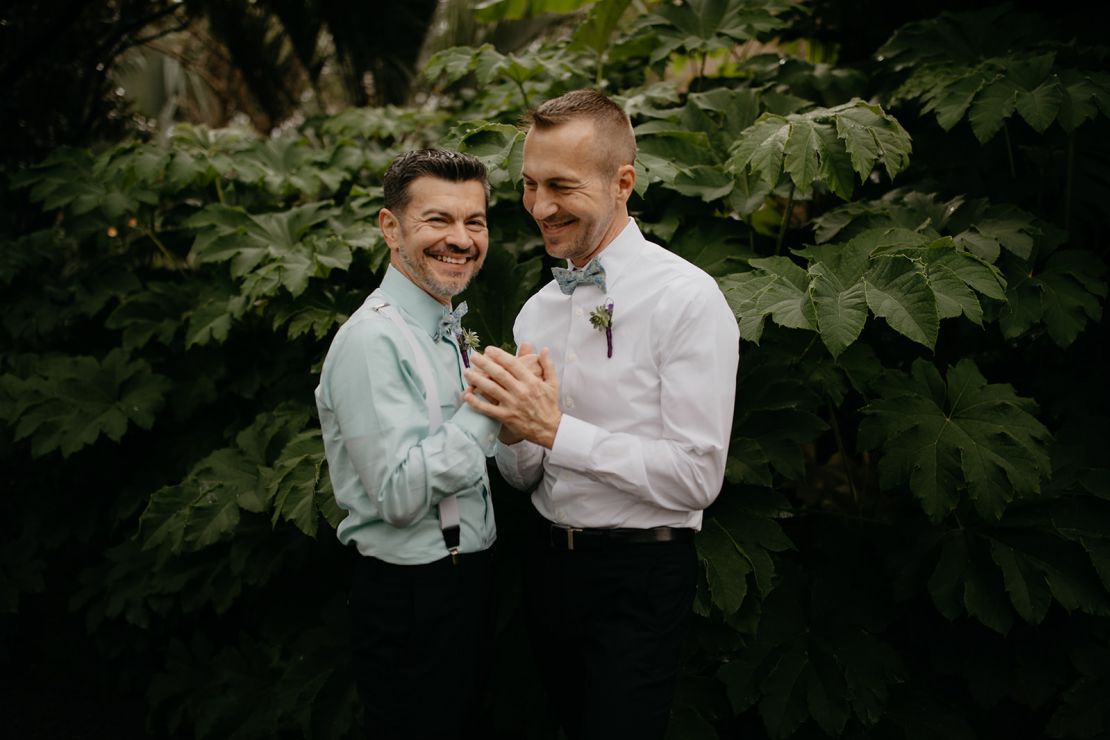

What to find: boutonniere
left=457, top=328, right=480, bottom=368
left=589, top=300, right=614, bottom=358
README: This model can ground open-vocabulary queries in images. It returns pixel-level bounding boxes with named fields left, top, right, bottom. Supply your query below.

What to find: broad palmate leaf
left=812, top=190, right=1042, bottom=263
left=721, top=229, right=1006, bottom=357
left=728, top=99, right=911, bottom=199
left=859, top=359, right=1051, bottom=522
left=0, top=349, right=171, bottom=458
left=633, top=0, right=803, bottom=65
left=139, top=403, right=326, bottom=557
left=184, top=202, right=349, bottom=300
left=999, top=247, right=1107, bottom=348
left=697, top=490, right=794, bottom=617
left=879, top=6, right=1110, bottom=140
left=915, top=495, right=1110, bottom=636
left=726, top=350, right=828, bottom=484
left=719, top=567, right=905, bottom=738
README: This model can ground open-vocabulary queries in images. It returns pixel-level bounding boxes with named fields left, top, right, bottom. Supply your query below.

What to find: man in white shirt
left=463, top=90, right=739, bottom=740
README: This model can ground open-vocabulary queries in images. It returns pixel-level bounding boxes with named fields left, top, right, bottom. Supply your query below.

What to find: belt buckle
left=554, top=526, right=583, bottom=550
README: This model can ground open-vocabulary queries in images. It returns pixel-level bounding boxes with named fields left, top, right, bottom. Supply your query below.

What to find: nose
left=527, top=187, right=558, bottom=221
left=445, top=220, right=473, bottom=250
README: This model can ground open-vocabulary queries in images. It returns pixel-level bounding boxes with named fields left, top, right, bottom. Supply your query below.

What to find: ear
left=614, top=163, right=636, bottom=204
left=379, top=208, right=400, bottom=250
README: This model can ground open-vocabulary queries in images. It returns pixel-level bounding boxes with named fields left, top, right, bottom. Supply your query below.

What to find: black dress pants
left=348, top=549, right=495, bottom=740
left=525, top=527, right=697, bottom=740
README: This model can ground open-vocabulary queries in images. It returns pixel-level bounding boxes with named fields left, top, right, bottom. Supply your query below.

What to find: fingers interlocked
left=462, top=345, right=561, bottom=449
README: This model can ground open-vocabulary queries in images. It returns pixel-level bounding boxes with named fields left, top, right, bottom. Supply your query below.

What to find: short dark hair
left=523, top=89, right=636, bottom=173
left=382, top=149, right=490, bottom=212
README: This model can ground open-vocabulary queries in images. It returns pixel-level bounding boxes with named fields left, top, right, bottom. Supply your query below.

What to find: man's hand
left=463, top=346, right=561, bottom=449
left=513, top=341, right=542, bottom=380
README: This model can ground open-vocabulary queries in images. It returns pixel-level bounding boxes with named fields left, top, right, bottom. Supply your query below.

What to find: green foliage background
left=2, top=1, right=1108, bottom=738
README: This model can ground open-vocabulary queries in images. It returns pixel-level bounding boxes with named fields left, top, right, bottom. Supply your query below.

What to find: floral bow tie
left=435, top=301, right=468, bottom=342
left=552, top=258, right=606, bottom=295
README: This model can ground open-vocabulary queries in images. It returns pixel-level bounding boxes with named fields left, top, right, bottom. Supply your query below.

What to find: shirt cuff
left=451, top=403, right=501, bottom=456
left=547, top=414, right=599, bottom=470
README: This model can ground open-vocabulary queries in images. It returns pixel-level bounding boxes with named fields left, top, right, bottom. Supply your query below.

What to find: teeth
left=432, top=255, right=467, bottom=265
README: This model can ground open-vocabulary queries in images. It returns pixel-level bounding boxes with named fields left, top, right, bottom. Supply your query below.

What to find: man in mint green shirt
left=315, top=149, right=500, bottom=740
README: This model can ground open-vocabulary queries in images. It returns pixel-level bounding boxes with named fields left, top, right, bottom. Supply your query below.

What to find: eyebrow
left=416, top=207, right=486, bottom=220
left=522, top=172, right=582, bottom=186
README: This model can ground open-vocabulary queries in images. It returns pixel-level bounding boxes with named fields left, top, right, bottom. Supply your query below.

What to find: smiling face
left=380, top=176, right=488, bottom=304
left=522, top=118, right=636, bottom=267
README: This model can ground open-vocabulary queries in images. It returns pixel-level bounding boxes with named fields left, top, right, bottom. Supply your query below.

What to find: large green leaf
left=859, top=359, right=1052, bottom=522
left=863, top=254, right=938, bottom=349
left=0, top=349, right=170, bottom=458
left=446, top=121, right=526, bottom=194
left=728, top=350, right=828, bottom=483
left=999, top=248, right=1107, bottom=347
left=697, top=519, right=752, bottom=616
left=138, top=404, right=316, bottom=556
left=269, top=429, right=329, bottom=538
left=570, top=0, right=634, bottom=55
left=728, top=100, right=911, bottom=199
left=804, top=241, right=871, bottom=358
left=459, top=244, right=544, bottom=350
left=186, top=202, right=336, bottom=278
left=880, top=9, right=1109, bottom=140
left=632, top=0, right=801, bottom=65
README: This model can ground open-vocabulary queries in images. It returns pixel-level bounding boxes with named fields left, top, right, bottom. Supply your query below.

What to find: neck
left=570, top=213, right=628, bottom=268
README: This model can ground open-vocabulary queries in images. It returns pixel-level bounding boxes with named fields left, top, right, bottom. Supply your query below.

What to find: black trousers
left=525, top=524, right=697, bottom=740
left=348, top=549, right=495, bottom=740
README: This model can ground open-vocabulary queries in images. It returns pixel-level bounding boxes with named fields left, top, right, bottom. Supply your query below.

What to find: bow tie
left=435, top=301, right=468, bottom=342
left=552, top=259, right=606, bottom=295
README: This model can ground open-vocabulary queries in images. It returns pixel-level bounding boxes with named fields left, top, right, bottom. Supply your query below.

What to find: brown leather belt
left=544, top=523, right=694, bottom=551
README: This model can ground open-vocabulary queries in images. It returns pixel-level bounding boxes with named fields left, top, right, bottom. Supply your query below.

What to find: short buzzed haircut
left=382, top=148, right=490, bottom=213
left=523, top=89, right=637, bottom=176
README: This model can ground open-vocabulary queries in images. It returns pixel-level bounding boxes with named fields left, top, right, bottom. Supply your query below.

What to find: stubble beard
left=543, top=207, right=614, bottom=266
left=397, top=242, right=475, bottom=302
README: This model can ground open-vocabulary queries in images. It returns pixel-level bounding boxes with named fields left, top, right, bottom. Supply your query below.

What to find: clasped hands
left=462, top=342, right=562, bottom=448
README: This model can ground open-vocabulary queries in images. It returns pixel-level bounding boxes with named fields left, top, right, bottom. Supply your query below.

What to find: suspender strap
left=368, top=297, right=462, bottom=563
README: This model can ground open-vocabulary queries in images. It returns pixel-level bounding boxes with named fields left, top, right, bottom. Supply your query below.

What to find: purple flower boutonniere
left=457, top=329, right=480, bottom=368
left=589, top=300, right=614, bottom=358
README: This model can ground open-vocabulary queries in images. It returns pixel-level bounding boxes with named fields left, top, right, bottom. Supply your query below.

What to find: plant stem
left=515, top=80, right=530, bottom=110
left=143, top=227, right=175, bottom=264
left=214, top=176, right=225, bottom=204
left=776, top=183, right=795, bottom=256
left=595, top=51, right=604, bottom=87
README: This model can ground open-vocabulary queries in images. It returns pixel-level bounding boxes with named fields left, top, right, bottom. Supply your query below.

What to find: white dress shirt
left=496, top=218, right=739, bottom=531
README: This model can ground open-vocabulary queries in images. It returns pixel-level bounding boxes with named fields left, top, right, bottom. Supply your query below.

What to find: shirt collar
left=379, top=265, right=455, bottom=338
left=570, top=217, right=642, bottom=290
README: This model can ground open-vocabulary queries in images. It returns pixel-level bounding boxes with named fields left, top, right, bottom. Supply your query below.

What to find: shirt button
left=567, top=351, right=577, bottom=362
left=565, top=397, right=575, bottom=410
left=574, top=307, right=584, bottom=317
left=556, top=508, right=567, bottom=521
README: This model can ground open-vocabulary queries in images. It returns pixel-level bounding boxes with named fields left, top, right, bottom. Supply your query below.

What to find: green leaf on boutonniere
left=590, top=300, right=614, bottom=358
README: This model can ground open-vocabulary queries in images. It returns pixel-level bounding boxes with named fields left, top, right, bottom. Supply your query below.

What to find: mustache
left=426, top=246, right=477, bottom=258
left=539, top=214, right=576, bottom=226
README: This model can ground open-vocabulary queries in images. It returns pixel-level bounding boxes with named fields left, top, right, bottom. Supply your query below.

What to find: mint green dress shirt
left=315, top=266, right=499, bottom=565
